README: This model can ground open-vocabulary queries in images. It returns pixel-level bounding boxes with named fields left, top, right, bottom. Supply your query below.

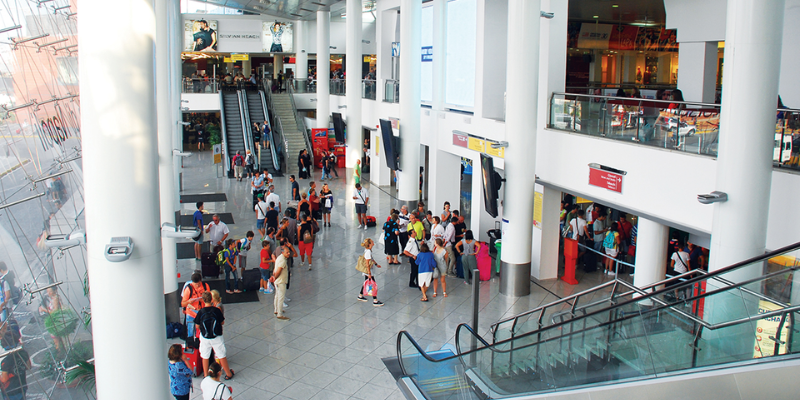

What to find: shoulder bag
left=355, top=255, right=370, bottom=274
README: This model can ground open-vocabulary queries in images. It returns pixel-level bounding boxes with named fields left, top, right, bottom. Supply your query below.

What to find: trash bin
left=494, top=239, right=502, bottom=276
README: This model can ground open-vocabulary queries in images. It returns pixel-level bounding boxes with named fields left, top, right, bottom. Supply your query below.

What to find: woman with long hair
left=432, top=238, right=449, bottom=298
left=383, top=212, right=401, bottom=265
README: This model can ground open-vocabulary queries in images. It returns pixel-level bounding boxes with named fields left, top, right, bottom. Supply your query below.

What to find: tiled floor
left=172, top=151, right=627, bottom=400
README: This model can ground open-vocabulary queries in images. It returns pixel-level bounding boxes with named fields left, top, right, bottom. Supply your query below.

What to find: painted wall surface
left=181, top=93, right=220, bottom=111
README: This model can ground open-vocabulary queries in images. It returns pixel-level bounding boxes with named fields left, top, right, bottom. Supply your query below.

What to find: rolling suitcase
left=183, top=344, right=204, bottom=377
left=476, top=242, right=492, bottom=281
left=365, top=216, right=377, bottom=227
left=241, top=268, right=261, bottom=292
left=201, top=251, right=220, bottom=278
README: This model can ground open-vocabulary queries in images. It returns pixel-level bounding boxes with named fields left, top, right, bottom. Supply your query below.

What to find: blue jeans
left=5, top=392, right=24, bottom=400
left=185, top=315, right=195, bottom=338
left=321, top=168, right=331, bottom=180
left=224, top=266, right=239, bottom=291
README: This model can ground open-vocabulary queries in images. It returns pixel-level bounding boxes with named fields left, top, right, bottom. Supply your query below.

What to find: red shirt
left=260, top=248, right=273, bottom=270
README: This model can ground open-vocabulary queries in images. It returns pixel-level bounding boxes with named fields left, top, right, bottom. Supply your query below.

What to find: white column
left=345, top=0, right=363, bottom=167
left=531, top=186, right=561, bottom=280
left=633, top=217, right=669, bottom=293
left=169, top=0, right=181, bottom=193
left=398, top=0, right=422, bottom=203
left=709, top=0, right=785, bottom=278
left=657, top=54, right=673, bottom=84
left=317, top=11, right=331, bottom=129
left=296, top=21, right=308, bottom=81
left=78, top=0, right=169, bottom=397
left=156, top=0, right=179, bottom=323
left=500, top=0, right=541, bottom=297
left=677, top=42, right=718, bottom=103
left=431, top=0, right=446, bottom=111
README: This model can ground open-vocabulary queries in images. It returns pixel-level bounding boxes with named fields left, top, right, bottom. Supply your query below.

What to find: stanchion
left=562, top=238, right=579, bottom=285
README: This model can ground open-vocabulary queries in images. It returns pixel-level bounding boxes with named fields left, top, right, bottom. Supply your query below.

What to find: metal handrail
left=287, top=83, right=314, bottom=169
left=275, top=116, right=288, bottom=174
left=552, top=92, right=722, bottom=109
left=239, top=90, right=255, bottom=170
left=259, top=90, right=280, bottom=172
left=218, top=90, right=231, bottom=175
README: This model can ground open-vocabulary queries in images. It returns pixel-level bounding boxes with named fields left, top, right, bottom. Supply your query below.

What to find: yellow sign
left=576, top=197, right=593, bottom=204
left=754, top=300, right=791, bottom=358
left=223, top=57, right=232, bottom=63
left=533, top=192, right=543, bottom=229
left=363, top=56, right=371, bottom=62
left=468, top=137, right=485, bottom=153
left=231, top=54, right=249, bottom=61
left=484, top=140, right=505, bottom=158
left=375, top=135, right=380, bottom=156
left=212, top=144, right=222, bottom=164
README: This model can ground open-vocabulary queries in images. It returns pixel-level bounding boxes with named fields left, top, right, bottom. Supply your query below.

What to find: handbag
left=378, top=235, right=385, bottom=246
left=363, top=277, right=378, bottom=297
left=355, top=256, right=370, bottom=274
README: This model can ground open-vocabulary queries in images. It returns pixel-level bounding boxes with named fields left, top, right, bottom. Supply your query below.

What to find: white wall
left=664, top=0, right=727, bottom=43
left=779, top=0, right=800, bottom=108
left=181, top=93, right=220, bottom=111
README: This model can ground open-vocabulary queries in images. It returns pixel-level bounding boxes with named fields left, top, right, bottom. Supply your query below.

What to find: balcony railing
left=384, top=79, right=399, bottom=103
left=182, top=78, right=218, bottom=94
left=330, top=79, right=345, bottom=96
left=362, top=79, right=376, bottom=100
left=288, top=78, right=316, bottom=94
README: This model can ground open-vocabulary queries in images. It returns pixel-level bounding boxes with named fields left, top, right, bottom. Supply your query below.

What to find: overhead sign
left=453, top=132, right=468, bottom=148
left=468, top=137, right=484, bottom=153
left=231, top=54, right=249, bottom=61
left=212, top=144, right=222, bottom=164
left=421, top=46, right=433, bottom=62
left=588, top=167, right=623, bottom=193
left=484, top=140, right=505, bottom=158
left=223, top=57, right=232, bottom=63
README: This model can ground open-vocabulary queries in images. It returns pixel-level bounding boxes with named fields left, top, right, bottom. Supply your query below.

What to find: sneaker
left=364, top=225, right=369, bottom=230
left=357, top=296, right=368, bottom=302
left=283, top=303, right=289, bottom=308
left=285, top=298, right=291, bottom=302
left=308, top=265, right=312, bottom=271
left=277, top=316, right=290, bottom=320
left=608, top=271, right=616, bottom=276
left=373, top=301, right=384, bottom=307
left=259, top=288, right=266, bottom=293
left=357, top=224, right=363, bottom=229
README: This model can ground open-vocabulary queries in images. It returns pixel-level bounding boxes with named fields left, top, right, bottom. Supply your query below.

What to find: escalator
left=244, top=89, right=280, bottom=175
left=396, top=242, right=800, bottom=399
left=221, top=90, right=245, bottom=175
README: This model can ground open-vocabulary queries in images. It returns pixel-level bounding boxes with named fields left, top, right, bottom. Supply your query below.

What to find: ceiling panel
left=569, top=0, right=666, bottom=25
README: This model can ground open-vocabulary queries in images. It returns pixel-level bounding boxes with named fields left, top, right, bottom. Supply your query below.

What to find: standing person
left=261, top=120, right=270, bottom=150
left=397, top=206, right=410, bottom=251
left=181, top=273, right=209, bottom=339
left=616, top=213, right=633, bottom=256
left=194, top=202, right=205, bottom=260
left=250, top=170, right=265, bottom=208
left=231, top=151, right=245, bottom=182
left=422, top=211, right=434, bottom=241
left=412, top=201, right=426, bottom=220
left=298, top=192, right=310, bottom=217
left=455, top=231, right=479, bottom=285
left=265, top=201, right=280, bottom=236
left=238, top=231, right=254, bottom=272
left=593, top=213, right=609, bottom=268
left=168, top=344, right=193, bottom=400
left=670, top=240, right=690, bottom=274
left=259, top=239, right=275, bottom=293
left=289, top=175, right=300, bottom=202
left=298, top=149, right=309, bottom=179
left=431, top=238, right=449, bottom=298
left=328, top=150, right=339, bottom=178
left=354, top=159, right=362, bottom=185
left=320, top=152, right=331, bottom=181
left=205, top=214, right=229, bottom=249
left=602, top=224, right=620, bottom=275
left=440, top=202, right=452, bottom=228
left=222, top=239, right=241, bottom=294
left=383, top=213, right=401, bottom=265
left=320, top=183, right=333, bottom=227
left=415, top=242, right=436, bottom=302
left=194, top=292, right=234, bottom=380
left=200, top=362, right=233, bottom=400
left=244, top=150, right=255, bottom=179
left=569, top=209, right=589, bottom=257
left=210, top=290, right=224, bottom=316
left=688, top=242, right=706, bottom=271
left=353, top=183, right=369, bottom=229
left=254, top=195, right=268, bottom=239
left=429, top=216, right=445, bottom=248
left=443, top=217, right=457, bottom=276
left=266, top=185, right=281, bottom=213
left=252, top=122, right=261, bottom=152
left=356, top=239, right=384, bottom=306
left=309, top=188, right=321, bottom=220
left=404, top=229, right=421, bottom=288
left=297, top=212, right=316, bottom=270
left=0, top=335, right=28, bottom=400
left=270, top=245, right=292, bottom=320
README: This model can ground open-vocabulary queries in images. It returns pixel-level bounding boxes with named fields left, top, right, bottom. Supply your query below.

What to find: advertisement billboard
left=262, top=21, right=293, bottom=53
left=184, top=19, right=218, bottom=52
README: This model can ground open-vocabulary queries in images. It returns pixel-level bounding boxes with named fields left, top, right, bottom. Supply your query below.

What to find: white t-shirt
left=207, top=221, right=230, bottom=244
left=430, top=224, right=445, bottom=248
left=239, top=237, right=251, bottom=256
left=569, top=218, right=586, bottom=240
left=404, top=238, right=420, bottom=257
left=354, top=188, right=369, bottom=205
left=266, top=192, right=281, bottom=211
left=201, top=377, right=232, bottom=400
left=255, top=201, right=268, bottom=220
left=363, top=248, right=373, bottom=276
left=397, top=212, right=410, bottom=229
left=672, top=251, right=690, bottom=274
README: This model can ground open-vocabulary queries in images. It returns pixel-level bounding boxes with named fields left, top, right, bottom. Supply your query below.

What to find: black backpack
left=196, top=309, right=220, bottom=339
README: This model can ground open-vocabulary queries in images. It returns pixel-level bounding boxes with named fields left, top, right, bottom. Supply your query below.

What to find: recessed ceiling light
left=612, top=4, right=619, bottom=8
left=593, top=15, right=599, bottom=19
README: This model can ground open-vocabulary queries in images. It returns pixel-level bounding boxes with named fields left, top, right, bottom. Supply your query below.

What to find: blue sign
left=391, top=42, right=400, bottom=57
left=421, top=46, right=433, bottom=62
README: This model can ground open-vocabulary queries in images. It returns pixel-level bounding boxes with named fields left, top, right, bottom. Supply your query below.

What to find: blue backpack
left=603, top=231, right=616, bottom=249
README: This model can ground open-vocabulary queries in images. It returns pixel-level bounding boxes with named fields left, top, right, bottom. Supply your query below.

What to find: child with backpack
left=220, top=240, right=241, bottom=294
left=603, top=224, right=620, bottom=276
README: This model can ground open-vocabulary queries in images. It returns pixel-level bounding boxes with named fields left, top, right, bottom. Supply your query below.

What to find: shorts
left=299, top=240, right=314, bottom=256
left=260, top=268, right=271, bottom=281
left=257, top=219, right=265, bottom=229
left=355, top=204, right=367, bottom=214
left=418, top=272, right=433, bottom=288
left=199, top=335, right=227, bottom=359
left=194, top=232, right=204, bottom=244
left=605, top=248, right=618, bottom=258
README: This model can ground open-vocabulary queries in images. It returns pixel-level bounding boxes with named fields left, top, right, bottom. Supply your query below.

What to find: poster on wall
left=262, top=21, right=293, bottom=53
left=184, top=19, right=218, bottom=52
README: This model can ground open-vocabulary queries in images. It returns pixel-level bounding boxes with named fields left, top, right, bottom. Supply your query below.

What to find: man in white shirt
left=265, top=185, right=281, bottom=213
left=569, top=209, right=589, bottom=259
left=403, top=230, right=421, bottom=288
left=353, top=183, right=369, bottom=229
left=397, top=205, right=410, bottom=250
left=205, top=214, right=230, bottom=248
left=254, top=194, right=269, bottom=239
left=443, top=218, right=457, bottom=275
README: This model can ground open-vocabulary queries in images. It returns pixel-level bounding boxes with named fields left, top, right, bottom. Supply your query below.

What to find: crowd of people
left=182, top=115, right=220, bottom=151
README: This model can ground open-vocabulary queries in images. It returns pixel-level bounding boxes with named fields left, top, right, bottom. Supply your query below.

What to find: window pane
left=445, top=0, right=476, bottom=108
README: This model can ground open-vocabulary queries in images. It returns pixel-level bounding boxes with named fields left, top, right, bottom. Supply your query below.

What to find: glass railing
left=288, top=78, right=316, bottom=94
left=550, top=93, right=721, bottom=156
left=398, top=241, right=800, bottom=398
left=362, top=79, right=377, bottom=100
left=330, top=79, right=345, bottom=96
left=775, top=109, right=800, bottom=171
left=384, top=79, right=399, bottom=103
left=182, top=78, right=218, bottom=93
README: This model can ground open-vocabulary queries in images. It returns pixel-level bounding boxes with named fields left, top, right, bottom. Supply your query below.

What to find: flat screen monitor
left=481, top=154, right=499, bottom=218
left=332, top=112, right=345, bottom=143
left=379, top=119, right=400, bottom=170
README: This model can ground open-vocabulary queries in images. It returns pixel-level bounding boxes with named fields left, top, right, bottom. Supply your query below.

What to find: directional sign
left=589, top=167, right=623, bottom=193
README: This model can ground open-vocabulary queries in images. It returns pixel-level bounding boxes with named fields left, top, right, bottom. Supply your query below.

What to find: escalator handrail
left=238, top=90, right=254, bottom=164
left=219, top=90, right=231, bottom=174
left=259, top=90, right=280, bottom=172
left=275, top=116, right=288, bottom=174
left=287, top=83, right=314, bottom=169
left=397, top=323, right=490, bottom=377
left=396, top=240, right=800, bottom=374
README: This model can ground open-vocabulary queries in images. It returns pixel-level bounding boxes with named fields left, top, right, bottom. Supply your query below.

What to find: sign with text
left=453, top=133, right=468, bottom=148
left=754, top=300, right=791, bottom=358
left=212, top=144, right=222, bottom=164
left=468, top=137, right=484, bottom=153
left=230, top=54, right=249, bottom=61
left=484, top=140, right=505, bottom=158
left=421, top=46, right=433, bottom=62
left=588, top=167, right=623, bottom=193
left=533, top=191, right=543, bottom=229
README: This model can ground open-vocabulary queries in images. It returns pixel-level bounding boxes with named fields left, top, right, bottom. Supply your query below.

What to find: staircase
left=270, top=93, right=309, bottom=176
left=245, top=90, right=279, bottom=175
left=221, top=91, right=245, bottom=171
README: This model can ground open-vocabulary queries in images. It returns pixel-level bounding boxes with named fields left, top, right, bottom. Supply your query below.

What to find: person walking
left=353, top=183, right=369, bottom=229
left=455, top=231, right=479, bottom=284
left=415, top=242, right=436, bottom=302
left=168, top=344, right=193, bottom=400
left=289, top=175, right=300, bottom=202
left=251, top=170, right=265, bottom=208
left=254, top=194, right=268, bottom=239
left=356, top=238, right=384, bottom=306
left=270, top=245, right=291, bottom=320
left=194, top=292, right=234, bottom=380
left=383, top=213, right=401, bottom=265
left=431, top=238, right=449, bottom=298
left=231, top=150, right=245, bottom=182
left=193, top=202, right=205, bottom=260
left=222, top=239, right=241, bottom=294
left=404, top=229, right=421, bottom=288
left=354, top=159, right=362, bottom=185
left=320, top=183, right=333, bottom=227
left=200, top=362, right=233, bottom=400
left=266, top=185, right=281, bottom=213
left=245, top=150, right=255, bottom=179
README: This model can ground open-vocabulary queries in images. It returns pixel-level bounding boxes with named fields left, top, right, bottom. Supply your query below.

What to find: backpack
left=1, top=277, right=20, bottom=306
left=603, top=231, right=616, bottom=249
left=166, top=322, right=186, bottom=339
left=195, top=309, right=219, bottom=339
left=216, top=249, right=228, bottom=266
left=234, top=155, right=243, bottom=166
left=238, top=238, right=251, bottom=252
left=245, top=154, right=254, bottom=165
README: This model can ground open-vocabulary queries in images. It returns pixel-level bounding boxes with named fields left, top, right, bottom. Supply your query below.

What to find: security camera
left=45, top=229, right=86, bottom=248
left=161, top=223, right=202, bottom=240
left=173, top=150, right=192, bottom=157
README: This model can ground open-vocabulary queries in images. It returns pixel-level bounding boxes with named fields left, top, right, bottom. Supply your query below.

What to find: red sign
left=312, top=128, right=329, bottom=168
left=589, top=168, right=623, bottom=193
left=453, top=133, right=468, bottom=148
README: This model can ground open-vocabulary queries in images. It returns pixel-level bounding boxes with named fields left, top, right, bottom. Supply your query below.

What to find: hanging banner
left=577, top=23, right=612, bottom=49
left=311, top=128, right=329, bottom=168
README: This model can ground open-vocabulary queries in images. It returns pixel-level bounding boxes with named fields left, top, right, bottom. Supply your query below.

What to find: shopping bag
left=378, top=235, right=385, bottom=246
left=363, top=277, right=378, bottom=297
left=265, top=281, right=275, bottom=294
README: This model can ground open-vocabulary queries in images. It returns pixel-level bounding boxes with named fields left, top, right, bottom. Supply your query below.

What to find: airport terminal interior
left=0, top=0, right=799, bottom=399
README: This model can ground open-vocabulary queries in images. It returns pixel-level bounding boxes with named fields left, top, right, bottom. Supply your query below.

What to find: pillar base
left=164, top=290, right=180, bottom=324
left=500, top=261, right=531, bottom=297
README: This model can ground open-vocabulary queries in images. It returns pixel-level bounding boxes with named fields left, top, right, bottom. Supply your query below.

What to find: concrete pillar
left=317, top=10, right=331, bottom=129
left=169, top=0, right=181, bottom=193
left=678, top=42, right=718, bottom=103
left=500, top=0, right=541, bottom=297
left=296, top=21, right=308, bottom=87
left=531, top=186, right=561, bottom=280
left=345, top=0, right=363, bottom=167
left=622, top=54, right=637, bottom=83
left=156, top=0, right=179, bottom=323
left=710, top=0, right=784, bottom=280
left=78, top=0, right=170, bottom=397
left=657, top=54, right=673, bottom=84
left=633, top=217, right=669, bottom=292
left=398, top=0, right=422, bottom=205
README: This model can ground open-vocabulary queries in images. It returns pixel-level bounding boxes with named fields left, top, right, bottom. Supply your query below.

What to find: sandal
left=443, top=292, right=448, bottom=297
left=225, top=370, right=235, bottom=380
left=421, top=298, right=428, bottom=302
left=226, top=290, right=234, bottom=294
left=433, top=292, right=437, bottom=298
